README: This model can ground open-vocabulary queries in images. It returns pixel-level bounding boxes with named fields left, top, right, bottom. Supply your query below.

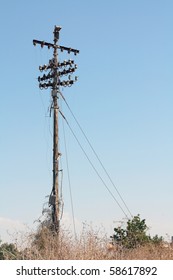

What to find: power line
left=59, top=92, right=133, bottom=218
left=62, top=112, right=77, bottom=238
left=59, top=110, right=130, bottom=220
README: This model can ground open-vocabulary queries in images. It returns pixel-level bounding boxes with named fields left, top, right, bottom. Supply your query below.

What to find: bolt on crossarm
left=33, top=26, right=79, bottom=233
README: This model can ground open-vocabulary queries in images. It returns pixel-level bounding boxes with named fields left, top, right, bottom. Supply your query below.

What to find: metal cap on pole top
left=54, top=26, right=61, bottom=41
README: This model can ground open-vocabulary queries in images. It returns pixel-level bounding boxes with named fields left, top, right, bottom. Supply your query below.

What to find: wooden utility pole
left=33, top=26, right=79, bottom=232
left=52, top=26, right=60, bottom=231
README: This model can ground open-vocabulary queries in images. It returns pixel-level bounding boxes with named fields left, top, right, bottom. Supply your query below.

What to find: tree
left=0, top=241, right=21, bottom=260
left=111, top=214, right=151, bottom=249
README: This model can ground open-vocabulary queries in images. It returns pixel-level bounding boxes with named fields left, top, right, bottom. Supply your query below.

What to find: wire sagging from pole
left=61, top=108, right=77, bottom=239
left=59, top=110, right=130, bottom=220
left=59, top=92, right=133, bottom=218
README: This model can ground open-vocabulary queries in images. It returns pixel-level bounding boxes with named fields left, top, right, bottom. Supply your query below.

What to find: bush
left=111, top=214, right=162, bottom=249
left=0, top=241, right=21, bottom=260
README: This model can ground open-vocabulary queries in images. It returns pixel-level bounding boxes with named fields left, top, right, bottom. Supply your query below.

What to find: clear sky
left=0, top=0, right=173, bottom=242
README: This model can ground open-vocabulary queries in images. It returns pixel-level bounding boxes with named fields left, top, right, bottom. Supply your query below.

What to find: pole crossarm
left=39, top=59, right=75, bottom=72
left=33, top=39, right=55, bottom=49
left=33, top=39, right=79, bottom=55
left=38, top=66, right=77, bottom=81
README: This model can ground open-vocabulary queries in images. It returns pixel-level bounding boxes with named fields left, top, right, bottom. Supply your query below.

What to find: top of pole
left=54, top=26, right=62, bottom=42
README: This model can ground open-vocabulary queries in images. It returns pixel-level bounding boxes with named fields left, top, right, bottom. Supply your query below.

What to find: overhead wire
left=59, top=109, right=130, bottom=220
left=59, top=92, right=133, bottom=218
left=59, top=155, right=64, bottom=220
left=59, top=96, right=77, bottom=238
left=62, top=117, right=77, bottom=238
left=57, top=96, right=64, bottom=221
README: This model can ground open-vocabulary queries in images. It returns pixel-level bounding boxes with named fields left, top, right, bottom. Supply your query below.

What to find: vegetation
left=111, top=214, right=163, bottom=249
left=0, top=215, right=172, bottom=260
left=0, top=240, right=21, bottom=260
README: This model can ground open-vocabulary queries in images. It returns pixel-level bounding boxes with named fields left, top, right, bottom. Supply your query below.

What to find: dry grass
left=17, top=226, right=173, bottom=260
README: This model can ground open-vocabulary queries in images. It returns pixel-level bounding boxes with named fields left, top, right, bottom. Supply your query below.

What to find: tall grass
left=16, top=226, right=173, bottom=260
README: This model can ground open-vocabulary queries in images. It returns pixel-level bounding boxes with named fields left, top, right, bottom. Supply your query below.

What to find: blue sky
left=0, top=0, right=173, bottom=242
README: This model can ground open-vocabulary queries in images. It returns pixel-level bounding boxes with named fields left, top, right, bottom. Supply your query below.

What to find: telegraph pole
left=52, top=26, right=60, bottom=232
left=33, top=26, right=79, bottom=232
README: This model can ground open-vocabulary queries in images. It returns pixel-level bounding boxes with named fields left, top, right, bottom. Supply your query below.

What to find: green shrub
left=0, top=241, right=21, bottom=260
left=111, top=214, right=162, bottom=249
